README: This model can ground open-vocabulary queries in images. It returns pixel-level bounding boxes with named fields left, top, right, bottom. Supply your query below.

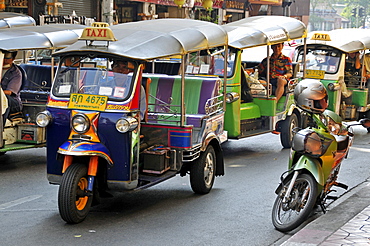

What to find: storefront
left=114, top=0, right=224, bottom=24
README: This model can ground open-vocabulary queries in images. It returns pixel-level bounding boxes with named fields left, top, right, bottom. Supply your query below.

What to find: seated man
left=1, top=51, right=22, bottom=124
left=257, top=43, right=293, bottom=102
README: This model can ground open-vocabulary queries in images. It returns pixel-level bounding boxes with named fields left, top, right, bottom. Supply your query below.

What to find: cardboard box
left=17, top=124, right=46, bottom=144
left=158, top=12, right=169, bottom=18
left=345, top=105, right=356, bottom=120
left=142, top=147, right=170, bottom=174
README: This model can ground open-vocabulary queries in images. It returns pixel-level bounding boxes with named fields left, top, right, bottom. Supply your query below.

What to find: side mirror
left=360, top=118, right=370, bottom=128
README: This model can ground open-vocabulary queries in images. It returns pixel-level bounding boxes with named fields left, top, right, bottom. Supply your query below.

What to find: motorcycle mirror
left=359, top=118, right=370, bottom=128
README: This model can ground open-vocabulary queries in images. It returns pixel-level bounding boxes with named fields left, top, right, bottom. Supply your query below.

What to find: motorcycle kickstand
left=319, top=202, right=327, bottom=214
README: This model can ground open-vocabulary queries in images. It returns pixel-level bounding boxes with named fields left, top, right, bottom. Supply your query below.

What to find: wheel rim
left=289, top=116, right=298, bottom=142
left=204, top=151, right=215, bottom=186
left=75, top=177, right=88, bottom=211
left=275, top=178, right=311, bottom=226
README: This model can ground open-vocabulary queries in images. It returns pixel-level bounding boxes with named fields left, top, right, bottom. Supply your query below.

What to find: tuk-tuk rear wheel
left=280, top=113, right=298, bottom=149
left=190, top=145, right=216, bottom=194
left=58, top=163, right=93, bottom=224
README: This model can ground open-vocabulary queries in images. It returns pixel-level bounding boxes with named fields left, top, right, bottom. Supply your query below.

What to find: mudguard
left=58, top=140, right=113, bottom=166
left=292, top=155, right=324, bottom=186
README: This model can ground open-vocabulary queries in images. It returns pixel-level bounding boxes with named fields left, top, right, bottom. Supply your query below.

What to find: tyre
left=280, top=113, right=298, bottom=149
left=272, top=173, right=318, bottom=232
left=190, top=145, right=216, bottom=194
left=58, top=163, right=93, bottom=224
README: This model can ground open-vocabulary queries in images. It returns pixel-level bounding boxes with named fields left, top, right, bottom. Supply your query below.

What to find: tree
left=342, top=0, right=369, bottom=28
left=309, top=0, right=337, bottom=31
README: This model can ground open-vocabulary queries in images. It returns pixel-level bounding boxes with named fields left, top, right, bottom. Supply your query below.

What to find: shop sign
left=129, top=0, right=223, bottom=8
left=249, top=0, right=282, bottom=5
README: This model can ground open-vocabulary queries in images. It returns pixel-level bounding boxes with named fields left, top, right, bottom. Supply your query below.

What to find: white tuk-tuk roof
left=55, top=19, right=228, bottom=60
left=223, top=16, right=307, bottom=49
left=0, top=12, right=36, bottom=28
left=0, top=24, right=85, bottom=51
left=306, top=29, right=370, bottom=53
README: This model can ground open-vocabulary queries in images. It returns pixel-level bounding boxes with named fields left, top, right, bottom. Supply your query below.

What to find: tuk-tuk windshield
left=185, top=48, right=236, bottom=77
left=296, top=47, right=341, bottom=74
left=53, top=56, right=136, bottom=101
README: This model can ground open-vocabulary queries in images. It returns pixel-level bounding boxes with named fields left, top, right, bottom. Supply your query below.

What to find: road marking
left=0, top=195, right=42, bottom=210
left=351, top=146, right=370, bottom=153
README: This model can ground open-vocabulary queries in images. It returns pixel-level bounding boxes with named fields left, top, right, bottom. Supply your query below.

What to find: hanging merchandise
left=202, top=0, right=213, bottom=10
left=0, top=0, right=5, bottom=10
left=174, top=0, right=186, bottom=7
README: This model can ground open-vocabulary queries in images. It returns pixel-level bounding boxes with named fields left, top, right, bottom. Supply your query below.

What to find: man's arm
left=3, top=67, right=22, bottom=96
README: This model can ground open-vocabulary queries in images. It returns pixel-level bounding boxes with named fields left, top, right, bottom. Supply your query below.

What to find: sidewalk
left=280, top=179, right=370, bottom=245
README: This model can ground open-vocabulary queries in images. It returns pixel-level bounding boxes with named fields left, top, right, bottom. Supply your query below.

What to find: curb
left=276, top=180, right=370, bottom=245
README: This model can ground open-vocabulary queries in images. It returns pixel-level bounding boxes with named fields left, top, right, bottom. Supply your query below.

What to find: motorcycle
left=271, top=79, right=370, bottom=232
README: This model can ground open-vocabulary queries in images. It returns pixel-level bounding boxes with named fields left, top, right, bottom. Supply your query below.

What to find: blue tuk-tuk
left=36, top=20, right=228, bottom=223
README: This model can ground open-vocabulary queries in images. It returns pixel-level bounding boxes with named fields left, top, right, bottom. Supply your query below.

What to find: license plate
left=305, top=69, right=325, bottom=79
left=68, top=93, right=108, bottom=111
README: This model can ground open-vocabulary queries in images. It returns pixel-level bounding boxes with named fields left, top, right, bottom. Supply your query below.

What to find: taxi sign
left=79, top=22, right=117, bottom=42
left=68, top=94, right=108, bottom=111
left=311, top=33, right=331, bottom=41
left=305, top=69, right=325, bottom=79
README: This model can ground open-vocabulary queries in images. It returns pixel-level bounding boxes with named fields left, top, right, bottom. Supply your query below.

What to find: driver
left=1, top=51, right=22, bottom=125
left=100, top=60, right=147, bottom=120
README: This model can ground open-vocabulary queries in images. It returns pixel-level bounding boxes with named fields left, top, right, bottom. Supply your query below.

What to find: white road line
left=0, top=195, right=42, bottom=210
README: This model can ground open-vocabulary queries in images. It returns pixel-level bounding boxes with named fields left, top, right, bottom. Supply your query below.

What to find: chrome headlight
left=226, top=92, right=240, bottom=103
left=36, top=110, right=52, bottom=127
left=292, top=129, right=323, bottom=156
left=116, top=116, right=138, bottom=133
left=72, top=114, right=90, bottom=134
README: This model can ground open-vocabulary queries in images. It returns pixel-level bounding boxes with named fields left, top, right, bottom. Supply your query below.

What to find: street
left=0, top=125, right=369, bottom=246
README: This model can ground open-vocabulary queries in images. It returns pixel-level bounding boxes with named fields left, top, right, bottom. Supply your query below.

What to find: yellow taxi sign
left=68, top=94, right=108, bottom=111
left=79, top=23, right=117, bottom=42
left=305, top=69, right=325, bottom=79
left=311, top=33, right=331, bottom=41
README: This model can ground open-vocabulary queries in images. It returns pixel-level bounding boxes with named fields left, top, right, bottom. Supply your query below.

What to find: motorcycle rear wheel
left=58, top=163, right=93, bottom=224
left=272, top=173, right=318, bottom=232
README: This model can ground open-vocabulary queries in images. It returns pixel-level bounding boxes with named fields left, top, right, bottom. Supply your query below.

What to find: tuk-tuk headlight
left=36, top=110, right=52, bottom=127
left=226, top=92, right=240, bottom=103
left=116, top=116, right=138, bottom=133
left=72, top=114, right=90, bottom=134
left=292, top=129, right=323, bottom=156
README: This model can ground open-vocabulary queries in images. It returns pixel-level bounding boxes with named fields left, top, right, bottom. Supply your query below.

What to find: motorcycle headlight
left=327, top=117, right=342, bottom=135
left=292, top=129, right=323, bottom=156
left=36, top=110, right=52, bottom=127
left=72, top=114, right=90, bottom=134
left=116, top=116, right=138, bottom=133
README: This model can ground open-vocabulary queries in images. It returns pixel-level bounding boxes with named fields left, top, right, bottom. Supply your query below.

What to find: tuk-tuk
left=0, top=24, right=85, bottom=154
left=295, top=29, right=370, bottom=124
left=36, top=20, right=227, bottom=223
left=221, top=16, right=307, bottom=148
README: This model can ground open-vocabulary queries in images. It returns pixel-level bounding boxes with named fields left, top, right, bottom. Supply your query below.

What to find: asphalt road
left=0, top=125, right=369, bottom=246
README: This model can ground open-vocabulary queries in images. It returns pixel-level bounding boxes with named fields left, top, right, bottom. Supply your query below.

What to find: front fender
left=293, top=155, right=324, bottom=186
left=58, top=140, right=113, bottom=166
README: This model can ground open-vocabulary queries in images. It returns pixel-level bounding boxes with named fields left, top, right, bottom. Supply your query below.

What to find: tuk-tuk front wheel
left=190, top=145, right=216, bottom=194
left=58, top=163, right=93, bottom=224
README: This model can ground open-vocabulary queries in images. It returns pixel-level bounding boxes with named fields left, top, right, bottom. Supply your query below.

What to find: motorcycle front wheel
left=58, top=163, right=93, bottom=224
left=272, top=173, right=318, bottom=232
